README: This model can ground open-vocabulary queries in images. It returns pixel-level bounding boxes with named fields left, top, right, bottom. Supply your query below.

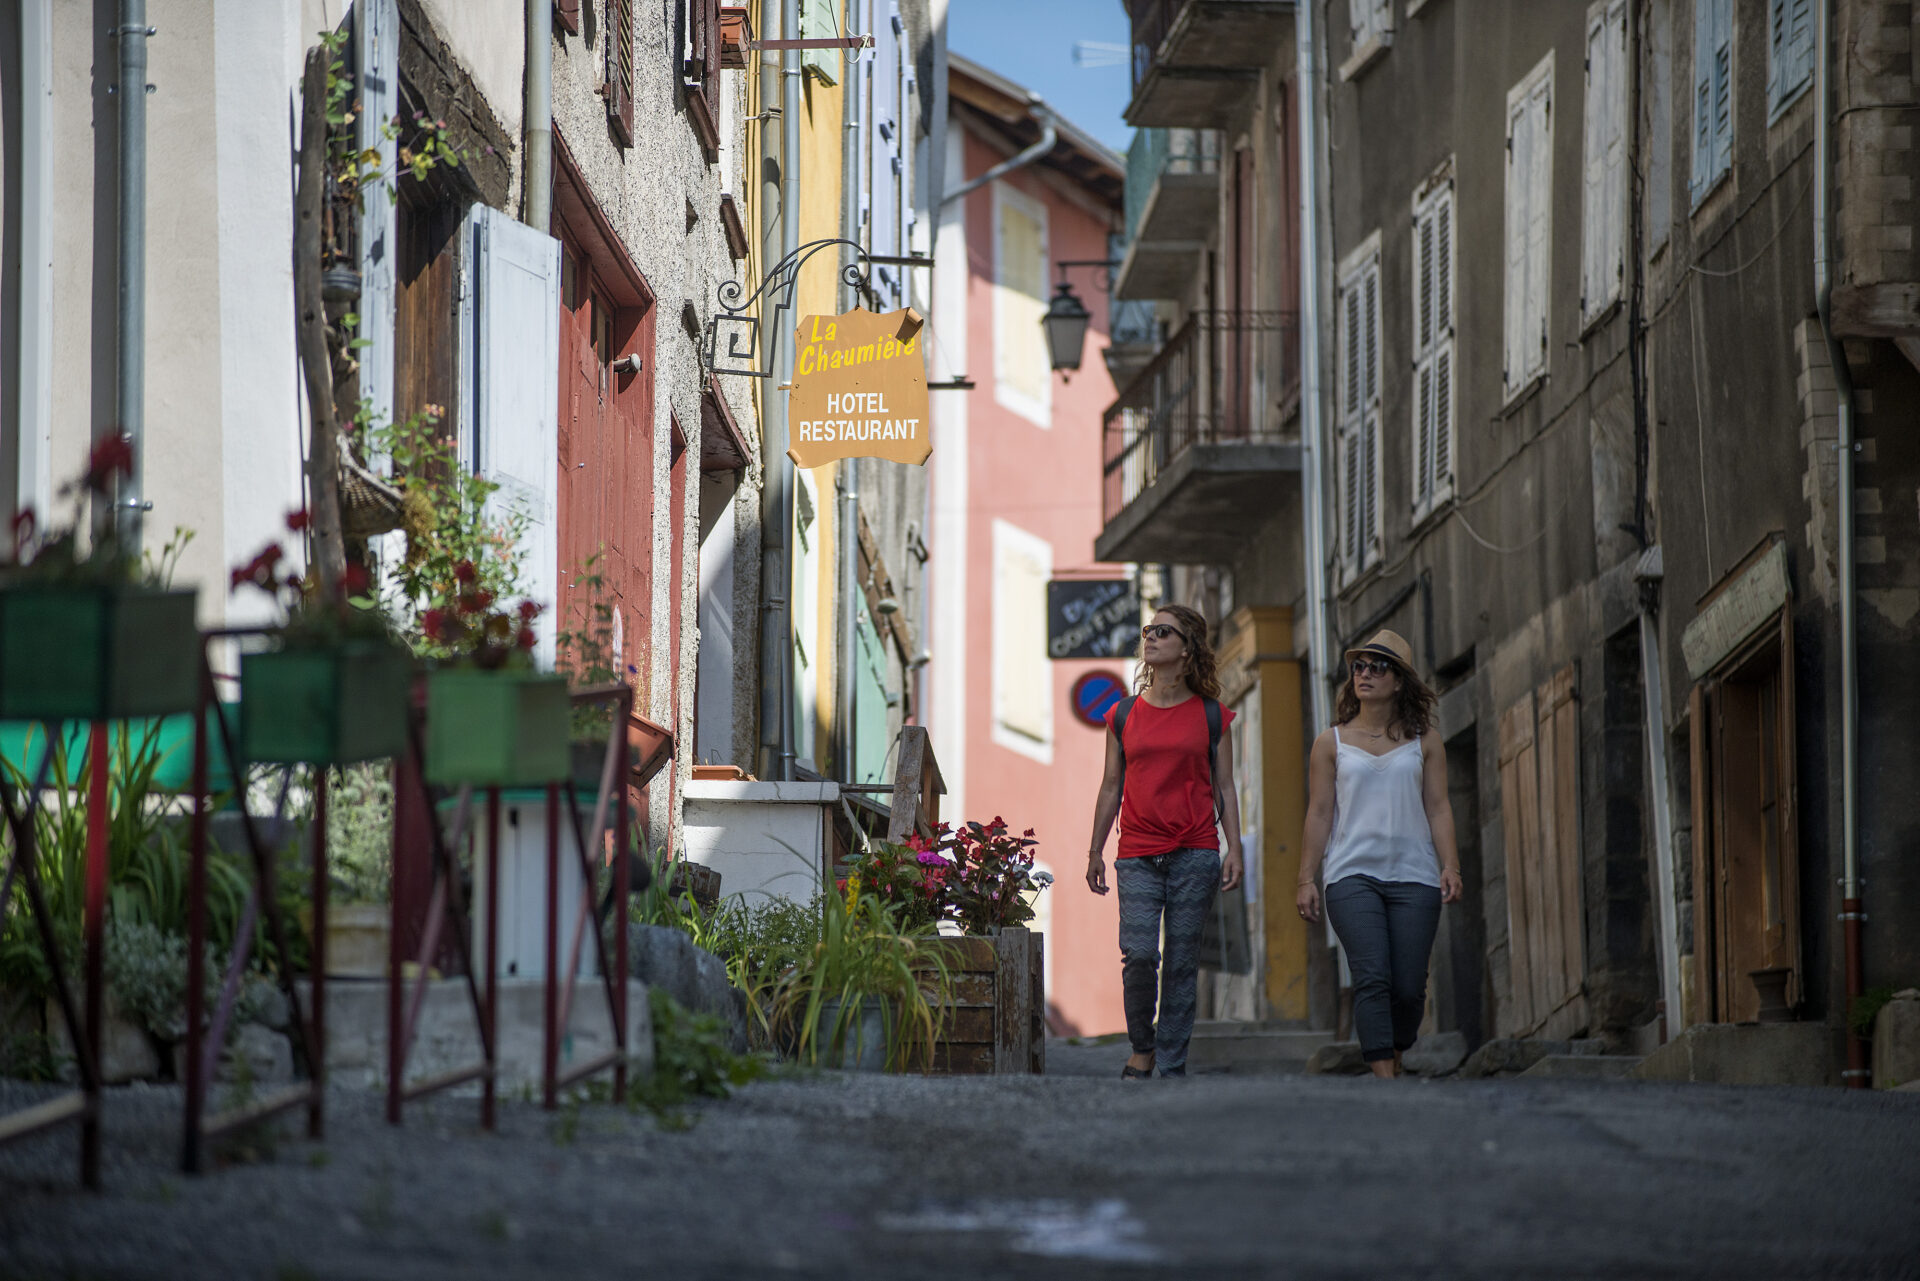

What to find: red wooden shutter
left=555, top=0, right=581, bottom=35
left=607, top=0, right=635, bottom=146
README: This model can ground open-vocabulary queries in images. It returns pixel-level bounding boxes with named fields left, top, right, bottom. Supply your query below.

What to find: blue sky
left=947, top=0, right=1133, bottom=155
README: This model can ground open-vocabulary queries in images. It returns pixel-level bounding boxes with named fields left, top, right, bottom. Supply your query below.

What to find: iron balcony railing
left=1124, top=128, right=1221, bottom=243
left=1129, top=0, right=1184, bottom=92
left=1102, top=310, right=1300, bottom=525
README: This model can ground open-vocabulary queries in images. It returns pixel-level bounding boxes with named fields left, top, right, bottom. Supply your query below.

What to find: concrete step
left=1629, top=1021, right=1837, bottom=1087
left=1520, top=1054, right=1644, bottom=1080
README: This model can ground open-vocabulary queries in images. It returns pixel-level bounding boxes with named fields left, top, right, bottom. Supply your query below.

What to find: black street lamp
left=1042, top=281, right=1092, bottom=372
left=1042, top=258, right=1124, bottom=374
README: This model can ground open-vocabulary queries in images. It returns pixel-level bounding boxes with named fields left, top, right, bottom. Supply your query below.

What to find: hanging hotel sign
left=788, top=307, right=931, bottom=469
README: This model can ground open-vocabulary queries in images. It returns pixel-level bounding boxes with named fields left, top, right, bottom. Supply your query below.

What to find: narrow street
left=3, top=1063, right=1916, bottom=1279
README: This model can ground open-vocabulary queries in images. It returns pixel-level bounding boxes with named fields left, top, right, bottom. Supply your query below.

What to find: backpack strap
left=1111, top=694, right=1139, bottom=773
left=1204, top=697, right=1225, bottom=822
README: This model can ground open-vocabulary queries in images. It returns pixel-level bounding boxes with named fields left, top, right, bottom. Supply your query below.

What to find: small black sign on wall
left=1047, top=579, right=1140, bottom=661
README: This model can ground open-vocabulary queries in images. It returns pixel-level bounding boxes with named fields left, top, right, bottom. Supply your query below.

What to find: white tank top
left=1321, top=730, right=1442, bottom=888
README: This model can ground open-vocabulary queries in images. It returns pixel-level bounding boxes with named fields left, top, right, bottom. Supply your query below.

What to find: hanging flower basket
left=0, top=584, right=200, bottom=722
left=424, top=667, right=570, bottom=787
left=340, top=455, right=405, bottom=540
left=239, top=640, right=413, bottom=765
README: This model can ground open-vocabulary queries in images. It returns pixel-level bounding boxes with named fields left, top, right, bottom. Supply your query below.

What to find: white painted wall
left=927, top=116, right=970, bottom=822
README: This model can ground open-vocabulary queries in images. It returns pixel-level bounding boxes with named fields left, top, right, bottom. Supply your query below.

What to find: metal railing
left=1124, top=128, right=1221, bottom=243
left=1129, top=0, right=1185, bottom=92
left=1102, top=310, right=1300, bottom=524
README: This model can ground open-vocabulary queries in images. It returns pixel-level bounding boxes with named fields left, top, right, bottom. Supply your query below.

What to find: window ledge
left=1501, top=371, right=1547, bottom=415
left=1339, top=33, right=1393, bottom=83
left=1768, top=78, right=1812, bottom=130
left=1410, top=492, right=1454, bottom=536
left=1689, top=169, right=1732, bottom=218
left=1578, top=296, right=1623, bottom=341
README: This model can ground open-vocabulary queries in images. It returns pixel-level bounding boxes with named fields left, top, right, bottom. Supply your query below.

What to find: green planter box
left=425, top=668, right=569, bottom=787
left=0, top=584, right=199, bottom=722
left=240, top=643, right=413, bottom=766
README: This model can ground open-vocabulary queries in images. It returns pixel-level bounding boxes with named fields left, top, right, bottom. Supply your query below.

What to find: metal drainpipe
left=524, top=0, right=552, bottom=230
left=757, top=0, right=801, bottom=780
left=837, top=27, right=863, bottom=782
left=112, top=2, right=152, bottom=551
left=1295, top=0, right=1332, bottom=732
left=1813, top=0, right=1866, bottom=1087
left=939, top=108, right=1055, bottom=209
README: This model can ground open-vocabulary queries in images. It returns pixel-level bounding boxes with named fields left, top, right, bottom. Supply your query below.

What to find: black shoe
left=1120, top=1063, right=1153, bottom=1080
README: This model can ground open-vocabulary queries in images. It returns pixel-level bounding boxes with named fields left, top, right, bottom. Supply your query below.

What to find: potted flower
left=420, top=560, right=566, bottom=787
left=0, top=435, right=199, bottom=722
left=233, top=511, right=413, bottom=766
left=556, top=552, right=620, bottom=794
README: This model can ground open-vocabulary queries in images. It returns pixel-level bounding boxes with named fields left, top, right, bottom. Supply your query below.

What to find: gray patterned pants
left=1116, top=847, right=1220, bottom=1076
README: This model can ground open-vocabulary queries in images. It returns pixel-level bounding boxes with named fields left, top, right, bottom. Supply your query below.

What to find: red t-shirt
left=1105, top=695, right=1234, bottom=858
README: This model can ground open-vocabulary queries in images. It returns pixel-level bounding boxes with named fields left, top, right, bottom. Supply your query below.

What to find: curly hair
left=1334, top=657, right=1436, bottom=740
left=1135, top=603, right=1222, bottom=701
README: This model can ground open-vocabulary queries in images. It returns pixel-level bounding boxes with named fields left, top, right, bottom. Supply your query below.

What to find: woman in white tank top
left=1296, top=629, right=1463, bottom=1079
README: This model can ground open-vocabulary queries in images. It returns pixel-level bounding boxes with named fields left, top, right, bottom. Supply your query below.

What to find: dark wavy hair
left=1334, top=656, right=1436, bottom=740
left=1135, top=603, right=1222, bottom=701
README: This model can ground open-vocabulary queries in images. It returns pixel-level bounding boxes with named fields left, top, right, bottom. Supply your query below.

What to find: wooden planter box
left=424, top=668, right=569, bottom=786
left=240, top=642, right=412, bottom=765
left=0, top=584, right=199, bottom=722
left=918, top=928, right=1045, bottom=1075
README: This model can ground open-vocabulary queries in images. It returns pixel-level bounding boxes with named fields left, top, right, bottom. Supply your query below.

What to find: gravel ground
left=2, top=1063, right=1918, bottom=1280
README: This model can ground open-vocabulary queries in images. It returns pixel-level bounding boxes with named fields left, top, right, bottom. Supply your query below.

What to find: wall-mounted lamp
left=1042, top=259, right=1123, bottom=374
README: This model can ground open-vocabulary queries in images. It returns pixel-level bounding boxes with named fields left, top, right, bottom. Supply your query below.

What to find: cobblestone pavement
left=2, top=1061, right=1917, bottom=1280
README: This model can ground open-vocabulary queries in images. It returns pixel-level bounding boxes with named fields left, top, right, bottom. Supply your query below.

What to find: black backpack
left=1111, top=694, right=1226, bottom=822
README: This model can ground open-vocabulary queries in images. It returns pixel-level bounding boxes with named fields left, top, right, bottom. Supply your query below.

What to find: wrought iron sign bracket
left=706, top=237, right=881, bottom=379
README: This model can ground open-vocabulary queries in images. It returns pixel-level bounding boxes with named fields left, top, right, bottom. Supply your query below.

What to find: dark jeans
left=1116, top=848, right=1219, bottom=1075
left=1324, top=875, right=1442, bottom=1063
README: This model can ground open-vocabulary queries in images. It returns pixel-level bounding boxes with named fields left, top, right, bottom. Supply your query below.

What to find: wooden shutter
left=1433, top=188, right=1452, bottom=496
left=686, top=0, right=722, bottom=156
left=871, top=1, right=908, bottom=308
left=1498, top=691, right=1545, bottom=1032
left=1769, top=0, right=1814, bottom=118
left=1361, top=258, right=1380, bottom=560
left=1582, top=1, right=1626, bottom=322
left=1504, top=94, right=1530, bottom=392
left=1535, top=666, right=1584, bottom=1025
left=1525, top=74, right=1552, bottom=382
left=607, top=0, right=636, bottom=146
left=1687, top=681, right=1714, bottom=1024
left=555, top=0, right=581, bottom=35
left=1412, top=183, right=1452, bottom=509
left=357, top=0, right=399, bottom=432
left=1710, top=0, right=1732, bottom=182
left=466, top=205, right=563, bottom=666
left=1692, top=0, right=1713, bottom=200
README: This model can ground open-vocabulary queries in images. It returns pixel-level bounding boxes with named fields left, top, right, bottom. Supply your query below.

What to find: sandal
left=1120, top=1063, right=1153, bottom=1080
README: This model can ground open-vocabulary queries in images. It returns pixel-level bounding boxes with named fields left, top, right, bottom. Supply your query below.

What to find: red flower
left=517, top=599, right=541, bottom=622
left=422, top=608, right=446, bottom=640
left=342, top=563, right=371, bottom=595
left=10, top=506, right=35, bottom=550
left=469, top=588, right=495, bottom=613
left=230, top=567, right=247, bottom=590
left=516, top=627, right=537, bottom=651
left=84, top=435, right=135, bottom=488
left=457, top=592, right=483, bottom=615
left=453, top=559, right=478, bottom=585
left=285, top=508, right=311, bottom=532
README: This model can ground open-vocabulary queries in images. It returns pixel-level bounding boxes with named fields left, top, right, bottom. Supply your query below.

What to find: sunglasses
left=1351, top=657, right=1400, bottom=678
left=1141, top=623, right=1187, bottom=642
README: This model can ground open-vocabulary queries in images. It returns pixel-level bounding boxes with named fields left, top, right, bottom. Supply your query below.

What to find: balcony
left=1097, top=310, right=1301, bottom=564
left=1115, top=128, right=1220, bottom=301
left=1126, top=0, right=1296, bottom=129
left=1104, top=297, right=1163, bottom=390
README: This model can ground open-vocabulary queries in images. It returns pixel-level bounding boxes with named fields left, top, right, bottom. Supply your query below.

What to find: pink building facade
left=927, top=58, right=1129, bottom=1037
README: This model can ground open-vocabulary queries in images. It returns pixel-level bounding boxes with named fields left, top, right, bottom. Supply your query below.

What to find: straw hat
left=1343, top=628, right=1415, bottom=675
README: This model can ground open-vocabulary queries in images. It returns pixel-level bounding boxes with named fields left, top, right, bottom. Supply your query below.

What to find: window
left=1691, top=0, right=1732, bottom=206
left=991, top=519, right=1053, bottom=761
left=1337, top=236, right=1382, bottom=577
left=1411, top=177, right=1454, bottom=515
left=993, top=182, right=1051, bottom=427
left=1767, top=0, right=1813, bottom=122
left=1504, top=54, right=1553, bottom=398
left=1351, top=0, right=1392, bottom=51
left=1582, top=1, right=1628, bottom=325
left=1646, top=0, right=1674, bottom=256
left=606, top=0, right=635, bottom=145
left=800, top=0, right=843, bottom=84
left=684, top=0, right=722, bottom=158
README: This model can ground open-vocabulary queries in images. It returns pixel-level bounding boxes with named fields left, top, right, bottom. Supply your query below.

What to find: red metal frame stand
left=0, top=728, right=104, bottom=1189
left=182, top=633, right=331, bottom=1174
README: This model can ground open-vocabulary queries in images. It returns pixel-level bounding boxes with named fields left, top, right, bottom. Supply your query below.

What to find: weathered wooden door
left=1695, top=611, right=1801, bottom=1022
left=1497, top=666, right=1586, bottom=1037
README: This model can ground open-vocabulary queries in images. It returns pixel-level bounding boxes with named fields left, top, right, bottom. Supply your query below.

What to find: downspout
left=524, top=0, right=553, bottom=230
left=938, top=107, right=1056, bottom=208
left=758, top=0, right=801, bottom=780
left=1295, top=0, right=1332, bottom=732
left=15, top=0, right=54, bottom=523
left=838, top=21, right=863, bottom=780
left=1812, top=0, right=1866, bottom=1087
left=112, top=2, right=152, bottom=550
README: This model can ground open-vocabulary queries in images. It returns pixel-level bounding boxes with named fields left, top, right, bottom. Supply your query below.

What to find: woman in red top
left=1086, top=604, right=1244, bottom=1079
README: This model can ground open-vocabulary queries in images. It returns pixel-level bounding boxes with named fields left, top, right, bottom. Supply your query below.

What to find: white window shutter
left=356, top=0, right=399, bottom=435
left=1605, top=4, right=1626, bottom=301
left=1437, top=188, right=1453, bottom=336
left=1505, top=99, right=1529, bottom=392
left=1434, top=343, right=1453, bottom=493
left=1791, top=0, right=1813, bottom=89
left=1691, top=0, right=1714, bottom=201
left=467, top=205, right=563, bottom=667
left=1344, top=283, right=1363, bottom=421
left=1711, top=0, right=1732, bottom=181
left=1582, top=8, right=1607, bottom=320
left=1362, top=408, right=1379, bottom=558
left=1767, top=0, right=1786, bottom=107
left=1363, top=261, right=1379, bottom=407
left=1414, top=360, right=1434, bottom=509
left=1528, top=78, right=1553, bottom=378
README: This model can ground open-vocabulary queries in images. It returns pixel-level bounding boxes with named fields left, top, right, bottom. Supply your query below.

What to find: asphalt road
left=2, top=1060, right=1917, bottom=1280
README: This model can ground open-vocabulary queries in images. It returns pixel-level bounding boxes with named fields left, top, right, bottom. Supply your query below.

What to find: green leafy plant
left=840, top=840, right=952, bottom=932
left=1850, top=984, right=1900, bottom=1039
left=318, top=29, right=464, bottom=213
left=230, top=507, right=399, bottom=650
left=632, top=988, right=765, bottom=1123
left=104, top=917, right=271, bottom=1046
left=766, top=890, right=952, bottom=1073
left=1, top=435, right=148, bottom=588
left=926, top=818, right=1052, bottom=936
left=325, top=762, right=394, bottom=904
left=557, top=551, right=622, bottom=736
